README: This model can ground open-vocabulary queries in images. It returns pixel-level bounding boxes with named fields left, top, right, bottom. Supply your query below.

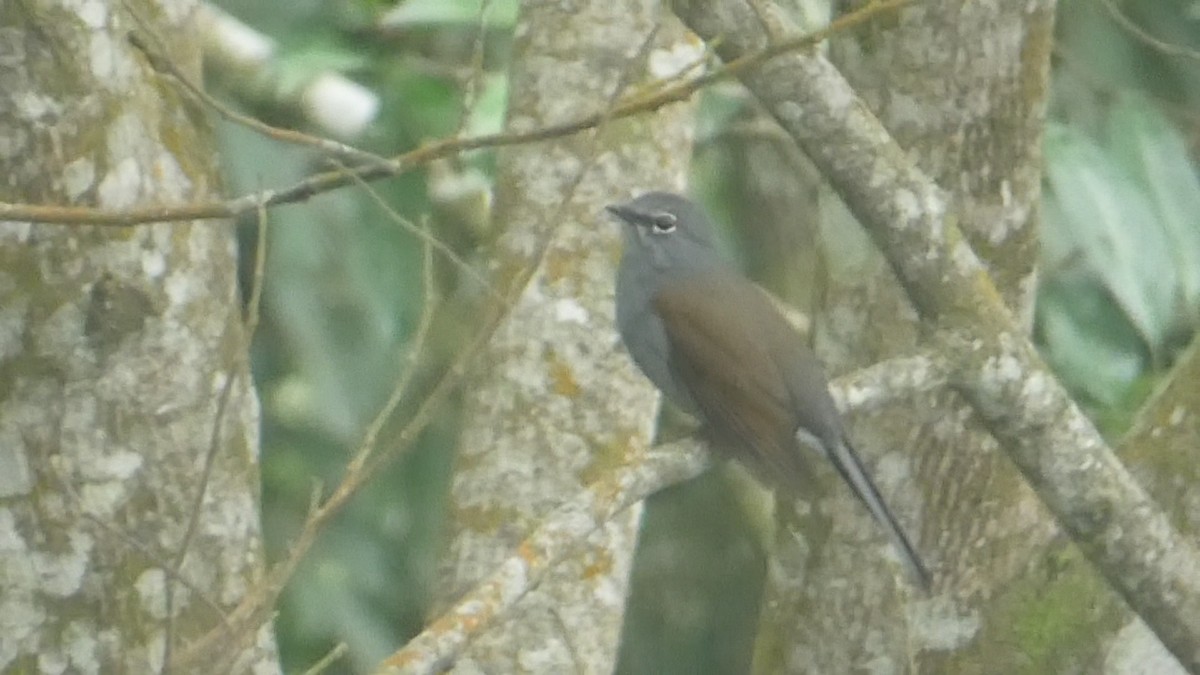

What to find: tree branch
left=0, top=0, right=910, bottom=228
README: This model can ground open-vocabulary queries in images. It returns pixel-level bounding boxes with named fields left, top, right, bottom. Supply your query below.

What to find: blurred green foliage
left=207, top=0, right=1200, bottom=672
left=1044, top=0, right=1200, bottom=431
left=1040, top=100, right=1200, bottom=419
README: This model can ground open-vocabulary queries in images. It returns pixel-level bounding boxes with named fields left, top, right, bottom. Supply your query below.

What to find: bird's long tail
left=806, top=431, right=931, bottom=590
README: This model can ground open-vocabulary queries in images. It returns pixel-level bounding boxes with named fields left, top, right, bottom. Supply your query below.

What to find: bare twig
left=82, top=512, right=231, bottom=618
left=301, top=642, right=350, bottom=675
left=161, top=333, right=239, bottom=674
left=48, top=468, right=231, bottom=625
left=366, top=9, right=661, bottom=484
left=245, top=200, right=270, bottom=339
left=352, top=218, right=438, bottom=469
left=336, top=162, right=494, bottom=295
left=1, top=0, right=911, bottom=227
left=160, top=201, right=269, bottom=673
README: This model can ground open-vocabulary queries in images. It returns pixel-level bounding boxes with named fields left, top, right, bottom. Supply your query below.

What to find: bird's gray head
left=606, top=192, right=724, bottom=274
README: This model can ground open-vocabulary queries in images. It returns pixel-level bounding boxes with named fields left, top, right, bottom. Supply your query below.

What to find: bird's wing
left=651, top=273, right=817, bottom=490
left=655, top=273, right=931, bottom=589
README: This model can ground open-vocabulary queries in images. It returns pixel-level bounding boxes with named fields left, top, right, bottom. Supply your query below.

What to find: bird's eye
left=649, top=212, right=677, bottom=234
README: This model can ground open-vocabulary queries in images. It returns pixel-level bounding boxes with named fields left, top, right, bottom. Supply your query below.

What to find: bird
left=607, top=190, right=930, bottom=589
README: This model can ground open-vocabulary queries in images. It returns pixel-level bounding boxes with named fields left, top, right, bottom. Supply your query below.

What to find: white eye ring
left=649, top=212, right=677, bottom=234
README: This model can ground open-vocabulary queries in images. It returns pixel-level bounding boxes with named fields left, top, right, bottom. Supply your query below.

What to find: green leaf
left=1042, top=123, right=1179, bottom=353
left=1037, top=275, right=1146, bottom=407
left=1108, top=94, right=1200, bottom=330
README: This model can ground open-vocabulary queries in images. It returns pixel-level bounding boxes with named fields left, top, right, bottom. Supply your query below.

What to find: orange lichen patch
left=454, top=504, right=521, bottom=534
left=381, top=649, right=417, bottom=668
left=577, top=432, right=639, bottom=487
left=429, top=611, right=465, bottom=635
left=543, top=248, right=577, bottom=284
left=382, top=587, right=502, bottom=669
left=517, top=540, right=542, bottom=567
left=581, top=549, right=614, bottom=580
left=454, top=609, right=485, bottom=633
left=548, top=354, right=581, bottom=398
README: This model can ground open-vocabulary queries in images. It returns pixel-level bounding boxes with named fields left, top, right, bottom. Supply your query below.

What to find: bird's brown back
left=652, top=271, right=842, bottom=492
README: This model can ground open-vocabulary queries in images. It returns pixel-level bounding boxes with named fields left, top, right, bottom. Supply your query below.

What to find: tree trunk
left=433, top=1, right=697, bottom=672
left=0, top=3, right=275, bottom=673
left=793, top=1, right=1058, bottom=671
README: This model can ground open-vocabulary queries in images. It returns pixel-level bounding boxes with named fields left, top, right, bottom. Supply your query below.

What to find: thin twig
left=336, top=161, right=495, bottom=296
left=175, top=255, right=484, bottom=672
left=351, top=218, right=438, bottom=471
left=245, top=200, right=270, bottom=339
left=301, top=642, right=350, bottom=675
left=163, top=201, right=271, bottom=673
left=161, top=339, right=239, bottom=674
left=81, top=513, right=231, bottom=618
left=2, top=0, right=911, bottom=227
left=47, top=463, right=232, bottom=625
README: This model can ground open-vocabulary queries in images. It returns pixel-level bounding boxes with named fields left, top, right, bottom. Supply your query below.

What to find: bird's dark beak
left=605, top=204, right=638, bottom=225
